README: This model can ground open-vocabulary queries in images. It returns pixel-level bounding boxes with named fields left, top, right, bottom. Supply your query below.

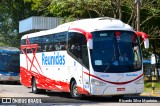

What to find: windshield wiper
left=104, top=45, right=116, bottom=72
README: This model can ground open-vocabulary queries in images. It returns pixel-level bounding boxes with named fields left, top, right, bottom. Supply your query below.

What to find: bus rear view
left=0, top=47, right=20, bottom=82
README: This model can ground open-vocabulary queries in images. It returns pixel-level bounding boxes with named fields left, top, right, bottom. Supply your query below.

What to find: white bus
left=20, top=17, right=149, bottom=98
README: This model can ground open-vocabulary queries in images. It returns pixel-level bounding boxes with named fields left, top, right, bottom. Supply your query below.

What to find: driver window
left=133, top=39, right=142, bottom=69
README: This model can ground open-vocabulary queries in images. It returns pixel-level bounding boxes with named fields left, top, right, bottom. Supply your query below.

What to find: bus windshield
left=0, top=53, right=19, bottom=73
left=90, top=31, right=142, bottom=73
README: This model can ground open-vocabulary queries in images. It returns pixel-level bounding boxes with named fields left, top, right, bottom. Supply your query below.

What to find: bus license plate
left=117, top=88, right=125, bottom=91
left=9, top=77, right=13, bottom=80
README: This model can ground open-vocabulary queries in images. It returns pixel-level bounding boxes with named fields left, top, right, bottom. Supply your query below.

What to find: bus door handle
left=85, top=82, right=89, bottom=84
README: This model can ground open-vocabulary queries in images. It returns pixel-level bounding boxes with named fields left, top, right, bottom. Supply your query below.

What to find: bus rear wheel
left=32, top=78, right=45, bottom=94
left=70, top=80, right=82, bottom=99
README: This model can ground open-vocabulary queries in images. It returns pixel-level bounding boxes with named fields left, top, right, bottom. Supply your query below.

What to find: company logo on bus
left=42, top=52, right=65, bottom=65
left=126, top=74, right=138, bottom=77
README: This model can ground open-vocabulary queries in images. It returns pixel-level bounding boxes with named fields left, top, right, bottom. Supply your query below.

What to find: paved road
left=0, top=82, right=160, bottom=106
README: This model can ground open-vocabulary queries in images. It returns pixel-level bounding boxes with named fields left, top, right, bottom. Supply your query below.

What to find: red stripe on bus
left=135, top=31, right=148, bottom=41
left=70, top=28, right=92, bottom=41
left=84, top=72, right=143, bottom=85
left=20, top=67, right=90, bottom=95
left=21, top=37, right=43, bottom=74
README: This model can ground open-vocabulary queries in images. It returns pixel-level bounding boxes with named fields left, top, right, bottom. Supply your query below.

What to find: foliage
left=23, top=0, right=160, bottom=58
left=140, top=0, right=160, bottom=58
left=0, top=0, right=37, bottom=47
left=24, top=0, right=120, bottom=21
left=144, top=82, right=152, bottom=88
left=144, top=82, right=160, bottom=93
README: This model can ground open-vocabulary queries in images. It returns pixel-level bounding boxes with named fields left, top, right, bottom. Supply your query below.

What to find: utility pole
left=135, top=0, right=142, bottom=31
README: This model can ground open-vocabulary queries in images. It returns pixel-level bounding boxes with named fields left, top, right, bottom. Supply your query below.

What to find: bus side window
left=48, top=45, right=54, bottom=51
left=44, top=45, right=49, bottom=52
left=29, top=37, right=42, bottom=53
left=38, top=46, right=42, bottom=52
left=133, top=38, right=142, bottom=70
left=68, top=32, right=89, bottom=69
left=20, top=39, right=26, bottom=54
left=82, top=45, right=89, bottom=69
left=54, top=32, right=67, bottom=51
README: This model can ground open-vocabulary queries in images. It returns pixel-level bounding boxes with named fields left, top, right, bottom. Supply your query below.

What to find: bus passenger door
left=82, top=45, right=91, bottom=95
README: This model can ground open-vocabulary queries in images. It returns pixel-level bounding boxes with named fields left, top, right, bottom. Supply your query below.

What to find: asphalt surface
left=0, top=82, right=160, bottom=106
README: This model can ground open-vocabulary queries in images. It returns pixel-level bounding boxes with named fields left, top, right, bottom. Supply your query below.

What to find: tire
left=32, top=78, right=45, bottom=94
left=70, top=80, right=82, bottom=99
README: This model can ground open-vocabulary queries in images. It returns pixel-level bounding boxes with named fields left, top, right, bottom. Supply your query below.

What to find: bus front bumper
left=91, top=85, right=144, bottom=96
left=0, top=75, right=20, bottom=82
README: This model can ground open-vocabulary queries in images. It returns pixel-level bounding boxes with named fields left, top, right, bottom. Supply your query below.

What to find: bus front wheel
left=70, top=80, right=82, bottom=99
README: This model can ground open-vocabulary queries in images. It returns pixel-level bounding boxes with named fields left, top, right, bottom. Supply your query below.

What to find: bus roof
left=0, top=47, right=20, bottom=53
left=21, top=17, right=134, bottom=39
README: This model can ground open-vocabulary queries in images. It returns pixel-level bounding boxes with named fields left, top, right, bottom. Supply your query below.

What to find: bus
left=20, top=17, right=149, bottom=98
left=0, top=47, right=20, bottom=82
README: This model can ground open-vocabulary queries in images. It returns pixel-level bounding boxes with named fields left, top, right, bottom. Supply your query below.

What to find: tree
left=140, top=0, right=160, bottom=59
left=1, top=0, right=160, bottom=57
left=24, top=0, right=113, bottom=21
left=0, top=0, right=37, bottom=47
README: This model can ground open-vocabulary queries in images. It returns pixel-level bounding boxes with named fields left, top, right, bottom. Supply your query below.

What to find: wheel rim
left=32, top=79, right=36, bottom=92
left=73, top=85, right=78, bottom=97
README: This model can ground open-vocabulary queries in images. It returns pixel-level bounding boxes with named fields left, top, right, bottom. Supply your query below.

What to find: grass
left=144, top=82, right=160, bottom=93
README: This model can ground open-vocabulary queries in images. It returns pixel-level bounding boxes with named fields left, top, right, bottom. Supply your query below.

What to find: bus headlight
left=135, top=77, right=144, bottom=84
left=91, top=79, right=106, bottom=86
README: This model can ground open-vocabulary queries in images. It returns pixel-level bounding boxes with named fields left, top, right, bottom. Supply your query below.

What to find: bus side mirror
left=144, top=38, right=149, bottom=49
left=135, top=31, right=149, bottom=49
left=88, top=39, right=93, bottom=49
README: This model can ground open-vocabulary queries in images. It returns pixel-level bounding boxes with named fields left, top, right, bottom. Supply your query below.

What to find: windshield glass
left=0, top=54, right=9, bottom=71
left=0, top=52, right=19, bottom=73
left=90, top=31, right=142, bottom=73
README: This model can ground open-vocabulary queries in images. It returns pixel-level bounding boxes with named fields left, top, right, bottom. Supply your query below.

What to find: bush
left=145, top=82, right=152, bottom=88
